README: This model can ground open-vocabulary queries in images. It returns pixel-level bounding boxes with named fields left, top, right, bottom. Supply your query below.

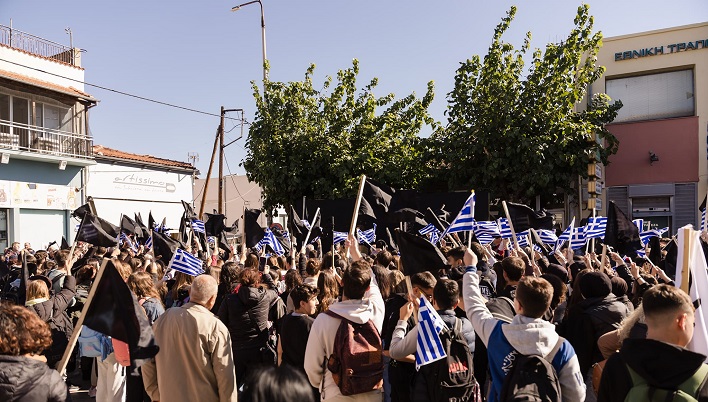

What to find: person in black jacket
left=218, top=266, right=282, bottom=387
left=557, top=271, right=631, bottom=378
left=26, top=273, right=76, bottom=369
left=0, top=303, right=70, bottom=401
left=598, top=284, right=708, bottom=401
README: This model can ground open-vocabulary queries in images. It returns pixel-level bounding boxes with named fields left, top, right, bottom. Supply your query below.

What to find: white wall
left=0, top=45, right=85, bottom=91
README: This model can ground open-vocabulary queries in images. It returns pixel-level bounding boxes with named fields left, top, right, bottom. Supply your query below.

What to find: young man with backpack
left=461, top=248, right=585, bottom=402
left=597, top=284, right=708, bottom=401
left=389, top=278, right=479, bottom=402
left=304, top=236, right=385, bottom=401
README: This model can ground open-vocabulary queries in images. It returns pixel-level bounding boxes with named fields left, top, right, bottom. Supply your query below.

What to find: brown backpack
left=324, top=310, right=384, bottom=396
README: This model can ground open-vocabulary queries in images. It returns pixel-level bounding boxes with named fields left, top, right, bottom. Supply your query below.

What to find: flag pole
left=348, top=175, right=367, bottom=258
left=68, top=214, right=86, bottom=263
left=426, top=207, right=459, bottom=247
left=703, top=191, right=708, bottom=234
left=587, top=208, right=596, bottom=254
left=599, top=243, right=608, bottom=272
left=56, top=258, right=110, bottom=375
left=300, top=207, right=320, bottom=254
left=680, top=227, right=692, bottom=294
left=501, top=201, right=521, bottom=250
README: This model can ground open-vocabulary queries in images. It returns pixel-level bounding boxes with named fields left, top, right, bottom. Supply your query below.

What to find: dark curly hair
left=0, top=303, right=52, bottom=356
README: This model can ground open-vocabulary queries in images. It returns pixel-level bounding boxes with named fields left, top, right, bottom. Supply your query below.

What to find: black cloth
left=0, top=355, right=70, bottom=402
left=278, top=313, right=314, bottom=371
left=557, top=294, right=631, bottom=376
left=598, top=338, right=708, bottom=402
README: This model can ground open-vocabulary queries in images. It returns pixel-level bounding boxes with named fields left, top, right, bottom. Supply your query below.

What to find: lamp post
left=232, top=0, right=268, bottom=83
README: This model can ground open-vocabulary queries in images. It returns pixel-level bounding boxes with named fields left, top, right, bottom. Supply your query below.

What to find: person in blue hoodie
left=461, top=247, right=585, bottom=402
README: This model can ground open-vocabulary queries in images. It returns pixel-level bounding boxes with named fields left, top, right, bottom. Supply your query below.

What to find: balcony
left=0, top=119, right=93, bottom=163
left=0, top=25, right=77, bottom=67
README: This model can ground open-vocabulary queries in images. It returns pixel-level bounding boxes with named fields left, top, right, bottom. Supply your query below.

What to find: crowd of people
left=0, top=229, right=705, bottom=402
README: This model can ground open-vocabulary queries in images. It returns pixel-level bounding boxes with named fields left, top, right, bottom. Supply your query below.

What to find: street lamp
left=232, top=0, right=268, bottom=83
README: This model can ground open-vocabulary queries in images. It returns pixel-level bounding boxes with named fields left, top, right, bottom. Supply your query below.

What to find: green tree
left=434, top=4, right=621, bottom=202
left=243, top=59, right=437, bottom=210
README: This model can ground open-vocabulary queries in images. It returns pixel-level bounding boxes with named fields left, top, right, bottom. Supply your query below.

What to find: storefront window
left=0, top=209, right=7, bottom=251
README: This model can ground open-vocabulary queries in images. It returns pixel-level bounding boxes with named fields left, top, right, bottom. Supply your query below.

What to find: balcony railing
left=0, top=25, right=76, bottom=66
left=0, top=119, right=93, bottom=159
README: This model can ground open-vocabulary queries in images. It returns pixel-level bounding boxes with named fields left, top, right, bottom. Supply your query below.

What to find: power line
left=0, top=58, right=242, bottom=121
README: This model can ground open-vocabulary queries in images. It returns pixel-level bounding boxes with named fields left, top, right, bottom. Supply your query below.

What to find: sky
left=2, top=1, right=706, bottom=177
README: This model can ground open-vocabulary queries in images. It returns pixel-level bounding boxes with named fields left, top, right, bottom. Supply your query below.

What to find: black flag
left=244, top=208, right=265, bottom=248
left=75, top=213, right=120, bottom=248
left=121, top=215, right=142, bottom=238
left=604, top=201, right=642, bottom=257
left=505, top=202, right=555, bottom=232
left=71, top=203, right=92, bottom=220
left=218, top=232, right=232, bottom=261
left=359, top=178, right=395, bottom=220
left=151, top=231, right=180, bottom=266
left=288, top=205, right=309, bottom=245
left=662, top=239, right=678, bottom=278
left=83, top=260, right=159, bottom=369
left=395, top=229, right=447, bottom=276
left=134, top=214, right=150, bottom=242
left=204, top=213, right=227, bottom=237
left=61, top=236, right=70, bottom=250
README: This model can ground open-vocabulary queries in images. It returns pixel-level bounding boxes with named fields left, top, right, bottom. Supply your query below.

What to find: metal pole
left=259, top=0, right=267, bottom=83
left=199, top=128, right=220, bottom=218
left=218, top=106, right=225, bottom=215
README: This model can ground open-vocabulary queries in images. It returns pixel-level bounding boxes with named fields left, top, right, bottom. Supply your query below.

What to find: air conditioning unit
left=633, top=207, right=670, bottom=213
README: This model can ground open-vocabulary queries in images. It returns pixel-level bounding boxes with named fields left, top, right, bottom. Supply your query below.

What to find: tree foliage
left=243, top=60, right=436, bottom=210
left=432, top=4, right=621, bottom=202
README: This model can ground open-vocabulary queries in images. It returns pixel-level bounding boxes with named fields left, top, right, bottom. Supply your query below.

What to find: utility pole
left=218, top=106, right=226, bottom=215
left=199, top=127, right=220, bottom=218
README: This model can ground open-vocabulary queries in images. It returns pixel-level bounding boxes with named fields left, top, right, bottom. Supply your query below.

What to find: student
left=278, top=284, right=319, bottom=371
left=496, top=256, right=525, bottom=300
left=597, top=284, right=708, bottom=401
left=461, top=248, right=585, bottom=402
left=389, top=279, right=476, bottom=402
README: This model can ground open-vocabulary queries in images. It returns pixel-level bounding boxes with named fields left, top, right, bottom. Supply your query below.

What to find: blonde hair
left=26, top=280, right=49, bottom=300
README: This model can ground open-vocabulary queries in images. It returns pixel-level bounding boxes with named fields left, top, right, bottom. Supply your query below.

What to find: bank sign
left=615, top=39, right=707, bottom=61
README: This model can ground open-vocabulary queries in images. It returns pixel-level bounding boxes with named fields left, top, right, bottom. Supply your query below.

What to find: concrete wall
left=0, top=45, right=85, bottom=91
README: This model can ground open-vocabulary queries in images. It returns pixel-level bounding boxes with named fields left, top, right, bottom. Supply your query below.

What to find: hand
left=440, top=238, right=447, bottom=248
left=630, top=262, right=639, bottom=279
left=399, top=301, right=415, bottom=321
left=463, top=246, right=478, bottom=267
left=554, top=250, right=567, bottom=265
left=263, top=265, right=270, bottom=276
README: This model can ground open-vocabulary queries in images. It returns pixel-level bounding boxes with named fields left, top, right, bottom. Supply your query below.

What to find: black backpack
left=420, top=318, right=481, bottom=402
left=498, top=337, right=564, bottom=402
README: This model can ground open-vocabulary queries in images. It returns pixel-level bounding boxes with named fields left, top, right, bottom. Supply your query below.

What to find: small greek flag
left=570, top=226, right=587, bottom=250
left=497, top=218, right=513, bottom=239
left=259, top=228, right=285, bottom=256
left=302, top=219, right=312, bottom=230
left=168, top=248, right=205, bottom=277
left=207, top=236, right=216, bottom=245
left=415, top=296, right=447, bottom=370
left=145, top=234, right=153, bottom=250
left=537, top=229, right=558, bottom=245
left=119, top=232, right=138, bottom=253
left=533, top=244, right=544, bottom=253
left=701, top=209, right=706, bottom=231
left=442, top=192, right=476, bottom=236
left=516, top=231, right=530, bottom=248
left=633, top=219, right=645, bottom=232
left=191, top=219, right=206, bottom=234
left=475, top=232, right=495, bottom=245
left=640, top=227, right=668, bottom=246
left=555, top=218, right=575, bottom=252
left=419, top=224, right=442, bottom=244
left=333, top=231, right=348, bottom=245
left=357, top=224, right=376, bottom=245
left=586, top=217, right=607, bottom=240
left=474, top=221, right=501, bottom=238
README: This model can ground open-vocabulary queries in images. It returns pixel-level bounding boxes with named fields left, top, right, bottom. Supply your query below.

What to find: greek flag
left=497, top=218, right=513, bottom=239
left=555, top=218, right=575, bottom=252
left=119, top=232, right=138, bottom=253
left=441, top=192, right=476, bottom=236
left=586, top=216, right=607, bottom=240
left=474, top=221, right=501, bottom=237
left=475, top=233, right=495, bottom=245
left=570, top=226, right=587, bottom=250
left=207, top=236, right=216, bottom=245
left=259, top=228, right=285, bottom=256
left=516, top=231, right=530, bottom=248
left=633, top=219, right=645, bottom=231
left=416, top=296, right=447, bottom=370
left=636, top=249, right=647, bottom=258
left=333, top=231, right=348, bottom=245
left=357, top=225, right=377, bottom=245
left=533, top=244, right=544, bottom=253
left=168, top=248, right=205, bottom=276
left=702, top=209, right=706, bottom=231
left=301, top=219, right=312, bottom=230
left=191, top=219, right=206, bottom=234
left=145, top=234, right=153, bottom=250
left=537, top=229, right=558, bottom=245
left=420, top=224, right=442, bottom=244
left=640, top=227, right=668, bottom=246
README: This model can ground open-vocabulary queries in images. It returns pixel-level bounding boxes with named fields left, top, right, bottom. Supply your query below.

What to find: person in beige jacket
left=143, top=274, right=237, bottom=402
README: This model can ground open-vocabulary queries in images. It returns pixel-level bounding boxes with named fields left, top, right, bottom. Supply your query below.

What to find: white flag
left=676, top=225, right=708, bottom=360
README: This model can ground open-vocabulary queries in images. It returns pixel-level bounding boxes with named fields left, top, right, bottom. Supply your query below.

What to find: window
left=606, top=69, right=694, bottom=123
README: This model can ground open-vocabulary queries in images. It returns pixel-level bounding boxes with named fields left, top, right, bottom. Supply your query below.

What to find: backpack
left=624, top=363, right=708, bottom=402
left=486, top=297, right=516, bottom=323
left=323, top=310, right=383, bottom=396
left=78, top=326, right=103, bottom=358
left=498, top=337, right=564, bottom=402
left=419, top=318, right=482, bottom=402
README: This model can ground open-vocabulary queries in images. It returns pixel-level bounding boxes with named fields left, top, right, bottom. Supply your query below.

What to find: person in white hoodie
left=304, top=236, right=385, bottom=402
left=461, top=247, right=585, bottom=402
